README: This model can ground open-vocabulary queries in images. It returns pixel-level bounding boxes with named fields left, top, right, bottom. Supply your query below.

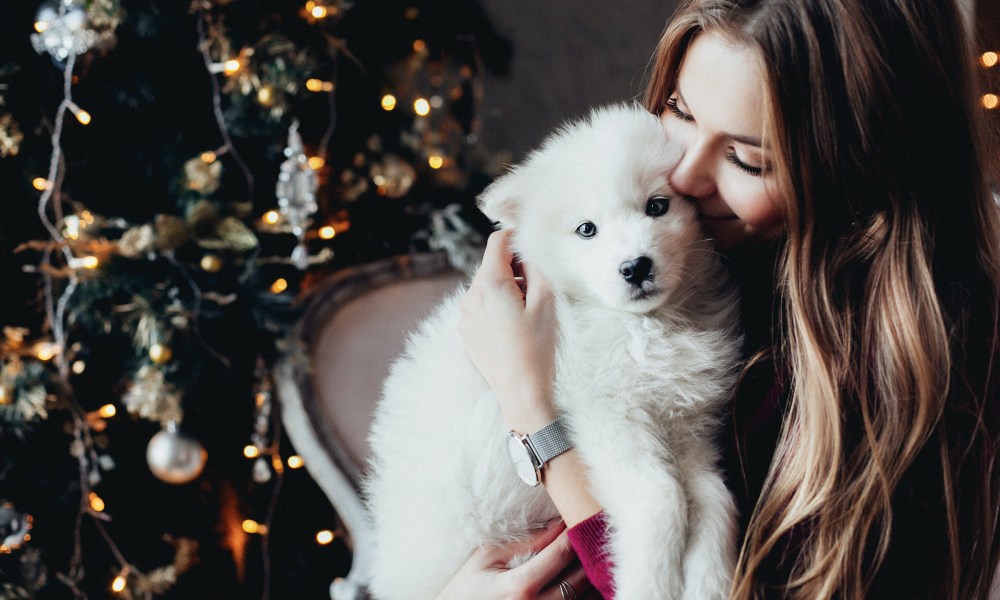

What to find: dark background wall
left=476, top=0, right=679, bottom=161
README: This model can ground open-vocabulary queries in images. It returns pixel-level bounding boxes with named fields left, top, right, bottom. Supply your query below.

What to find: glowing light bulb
left=311, top=5, right=329, bottom=19
left=257, top=86, right=274, bottom=107
left=82, top=256, right=99, bottom=269
left=308, top=156, right=325, bottom=170
left=99, top=404, right=117, bottom=418
left=72, top=360, right=86, bottom=374
left=35, top=342, right=58, bottom=362
left=89, top=492, right=105, bottom=512
left=316, top=530, right=335, bottom=545
left=270, top=278, right=288, bottom=294
left=33, top=178, right=50, bottom=191
left=34, top=21, right=48, bottom=33
left=428, top=155, right=444, bottom=169
left=75, top=110, right=91, bottom=125
left=111, top=575, right=127, bottom=593
left=224, top=59, right=241, bottom=75
left=306, top=79, right=326, bottom=92
left=981, top=52, right=999, bottom=68
left=242, top=519, right=259, bottom=534
left=413, top=39, right=426, bottom=53
left=262, top=210, right=281, bottom=225
left=201, top=151, right=217, bottom=164
left=413, top=98, right=431, bottom=116
left=318, top=226, right=336, bottom=239
left=287, top=455, right=304, bottom=469
left=244, top=445, right=260, bottom=459
left=984, top=94, right=999, bottom=110
left=381, top=94, right=397, bottom=111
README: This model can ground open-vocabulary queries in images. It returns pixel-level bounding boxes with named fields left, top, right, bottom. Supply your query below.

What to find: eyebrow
left=675, top=89, right=764, bottom=148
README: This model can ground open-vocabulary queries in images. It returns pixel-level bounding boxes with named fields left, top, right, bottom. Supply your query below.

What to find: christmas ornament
left=275, top=120, right=318, bottom=269
left=0, top=502, right=33, bottom=554
left=369, top=154, right=416, bottom=199
left=0, top=113, right=22, bottom=158
left=200, top=254, right=223, bottom=272
left=146, top=421, right=207, bottom=484
left=183, top=155, right=223, bottom=196
left=30, top=0, right=118, bottom=63
left=122, top=365, right=182, bottom=425
left=148, top=343, right=173, bottom=365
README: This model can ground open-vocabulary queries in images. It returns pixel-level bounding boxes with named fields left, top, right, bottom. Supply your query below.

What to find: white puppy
left=365, top=103, right=741, bottom=600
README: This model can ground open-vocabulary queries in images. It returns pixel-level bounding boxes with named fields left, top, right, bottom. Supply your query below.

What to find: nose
left=668, top=139, right=716, bottom=199
left=619, top=257, right=653, bottom=285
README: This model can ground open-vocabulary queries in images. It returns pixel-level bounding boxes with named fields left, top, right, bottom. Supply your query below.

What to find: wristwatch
left=506, top=417, right=573, bottom=487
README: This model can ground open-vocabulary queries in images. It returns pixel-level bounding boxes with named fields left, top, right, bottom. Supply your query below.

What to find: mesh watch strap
left=527, top=418, right=572, bottom=465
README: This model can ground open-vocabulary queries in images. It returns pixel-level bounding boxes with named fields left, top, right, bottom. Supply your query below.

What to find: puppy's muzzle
left=619, top=256, right=653, bottom=286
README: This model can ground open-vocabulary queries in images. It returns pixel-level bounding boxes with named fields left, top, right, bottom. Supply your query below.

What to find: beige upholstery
left=276, top=253, right=467, bottom=600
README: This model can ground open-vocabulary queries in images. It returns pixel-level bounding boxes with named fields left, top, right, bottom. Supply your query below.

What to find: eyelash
left=664, top=97, right=693, bottom=123
left=726, top=149, right=763, bottom=177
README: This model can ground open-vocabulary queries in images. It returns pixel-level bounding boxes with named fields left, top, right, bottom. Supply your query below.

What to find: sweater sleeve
left=567, top=511, right=615, bottom=599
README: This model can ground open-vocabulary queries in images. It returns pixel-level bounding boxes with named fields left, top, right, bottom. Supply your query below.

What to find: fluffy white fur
left=365, top=103, right=741, bottom=600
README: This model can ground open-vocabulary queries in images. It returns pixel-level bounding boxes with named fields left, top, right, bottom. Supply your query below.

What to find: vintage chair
left=275, top=252, right=467, bottom=600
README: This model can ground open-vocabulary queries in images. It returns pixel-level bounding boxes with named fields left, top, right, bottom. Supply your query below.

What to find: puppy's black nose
left=619, top=256, right=653, bottom=285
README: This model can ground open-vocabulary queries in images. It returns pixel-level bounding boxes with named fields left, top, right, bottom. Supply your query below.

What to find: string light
left=412, top=39, right=426, bottom=53
left=243, top=445, right=260, bottom=459
left=413, top=98, right=430, bottom=116
left=984, top=94, right=999, bottom=110
left=257, top=86, right=274, bottom=107
left=32, top=178, right=50, bottom=191
left=306, top=79, right=335, bottom=92
left=287, top=455, right=304, bottom=469
left=34, top=20, right=48, bottom=33
left=428, top=155, right=443, bottom=169
left=201, top=151, right=217, bottom=163
left=270, top=278, right=288, bottom=294
left=99, top=404, right=117, bottom=418
left=242, top=519, right=268, bottom=534
left=315, top=530, right=334, bottom=545
left=89, top=492, right=105, bottom=512
left=111, top=575, right=127, bottom=593
left=318, top=226, right=336, bottom=239
left=224, top=59, right=241, bottom=76
left=307, top=156, right=325, bottom=170
left=982, top=52, right=998, bottom=69
left=381, top=94, right=397, bottom=111
left=35, top=342, right=59, bottom=361
left=67, top=102, right=91, bottom=125
left=262, top=210, right=281, bottom=225
left=72, top=360, right=87, bottom=374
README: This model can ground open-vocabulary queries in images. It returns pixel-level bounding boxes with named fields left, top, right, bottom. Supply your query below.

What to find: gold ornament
left=200, top=254, right=222, bottom=272
left=183, top=156, right=223, bottom=195
left=149, top=343, right=173, bottom=365
left=122, top=365, right=182, bottom=425
left=0, top=113, right=22, bottom=158
left=118, top=224, right=156, bottom=258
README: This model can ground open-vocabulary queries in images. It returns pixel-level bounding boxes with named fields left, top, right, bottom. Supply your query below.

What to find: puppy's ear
left=476, top=172, right=521, bottom=228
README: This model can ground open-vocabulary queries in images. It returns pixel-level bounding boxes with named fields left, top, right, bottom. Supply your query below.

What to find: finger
left=479, top=229, right=516, bottom=282
left=480, top=519, right=566, bottom=566
left=519, top=530, right=577, bottom=586
left=521, top=259, right=554, bottom=311
left=537, top=564, right=591, bottom=600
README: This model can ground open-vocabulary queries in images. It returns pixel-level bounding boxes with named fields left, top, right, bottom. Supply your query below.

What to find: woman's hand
left=459, top=229, right=559, bottom=433
left=436, top=519, right=594, bottom=600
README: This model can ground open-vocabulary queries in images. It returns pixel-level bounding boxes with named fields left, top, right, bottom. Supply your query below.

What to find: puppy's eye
left=646, top=196, right=670, bottom=217
left=575, top=221, right=598, bottom=239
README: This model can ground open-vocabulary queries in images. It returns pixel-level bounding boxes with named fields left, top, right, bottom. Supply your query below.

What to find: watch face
left=506, top=434, right=540, bottom=486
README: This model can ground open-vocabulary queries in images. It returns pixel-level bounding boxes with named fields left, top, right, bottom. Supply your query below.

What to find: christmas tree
left=0, top=0, right=509, bottom=597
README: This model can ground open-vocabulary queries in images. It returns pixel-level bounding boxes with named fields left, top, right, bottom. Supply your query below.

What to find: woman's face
left=660, top=30, right=785, bottom=250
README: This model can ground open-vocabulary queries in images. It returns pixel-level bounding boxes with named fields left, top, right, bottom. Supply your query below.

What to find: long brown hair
left=645, top=0, right=1000, bottom=597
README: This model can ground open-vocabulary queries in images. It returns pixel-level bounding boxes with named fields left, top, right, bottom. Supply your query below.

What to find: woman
left=443, top=0, right=1000, bottom=598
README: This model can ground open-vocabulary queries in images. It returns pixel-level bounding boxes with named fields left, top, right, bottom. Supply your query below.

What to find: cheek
left=721, top=177, right=784, bottom=230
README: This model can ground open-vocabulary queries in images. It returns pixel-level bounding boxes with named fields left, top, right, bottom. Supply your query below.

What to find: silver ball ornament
left=146, top=422, right=207, bottom=484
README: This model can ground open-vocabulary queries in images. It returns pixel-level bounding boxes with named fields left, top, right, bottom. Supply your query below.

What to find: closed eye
left=664, top=97, right=693, bottom=123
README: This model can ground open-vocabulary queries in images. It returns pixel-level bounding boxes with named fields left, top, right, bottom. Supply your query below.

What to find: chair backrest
left=276, top=252, right=467, bottom=600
